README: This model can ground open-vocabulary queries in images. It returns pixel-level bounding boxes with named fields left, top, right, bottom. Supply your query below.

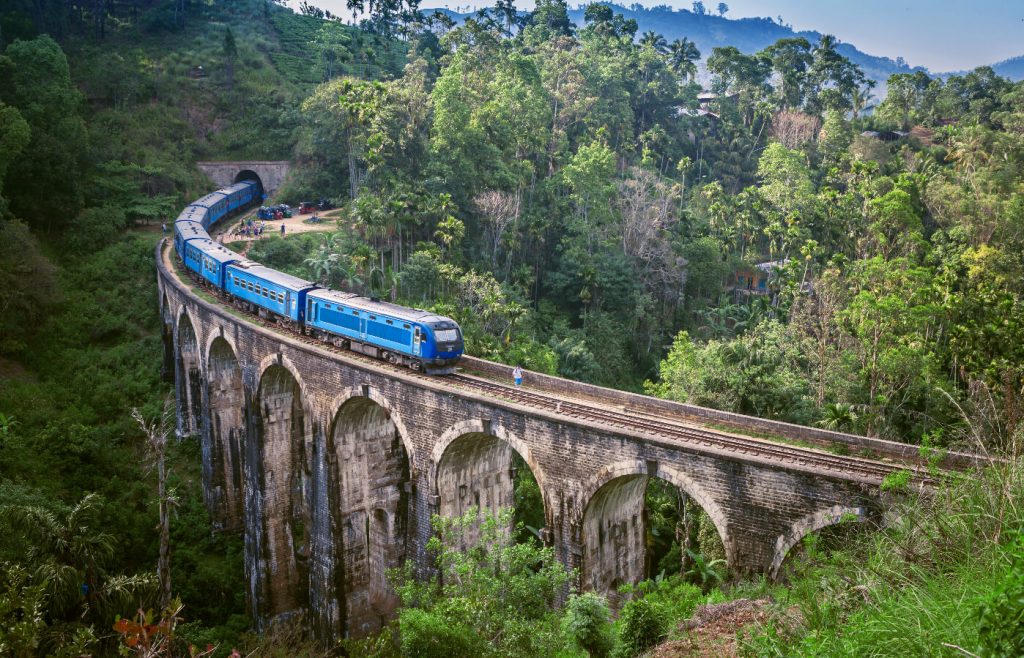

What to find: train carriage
left=225, top=263, right=317, bottom=325
left=222, top=181, right=260, bottom=213
left=192, top=191, right=230, bottom=228
left=174, top=220, right=207, bottom=257
left=182, top=238, right=241, bottom=289
left=177, top=204, right=211, bottom=227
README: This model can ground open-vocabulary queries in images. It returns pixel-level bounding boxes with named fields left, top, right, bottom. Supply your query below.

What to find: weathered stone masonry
left=158, top=243, right=884, bottom=640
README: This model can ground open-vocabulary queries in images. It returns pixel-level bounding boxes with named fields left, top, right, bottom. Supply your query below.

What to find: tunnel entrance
left=327, top=396, right=410, bottom=638
left=582, top=471, right=728, bottom=607
left=234, top=170, right=265, bottom=199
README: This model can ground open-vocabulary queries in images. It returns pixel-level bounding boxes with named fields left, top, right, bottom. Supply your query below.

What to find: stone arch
left=256, top=353, right=311, bottom=404
left=205, top=335, right=247, bottom=531
left=432, top=420, right=549, bottom=547
left=769, top=505, right=867, bottom=579
left=323, top=393, right=412, bottom=639
left=234, top=169, right=264, bottom=197
left=431, top=419, right=548, bottom=500
left=175, top=310, right=202, bottom=436
left=250, top=362, right=312, bottom=620
left=327, top=386, right=416, bottom=468
left=578, top=460, right=732, bottom=604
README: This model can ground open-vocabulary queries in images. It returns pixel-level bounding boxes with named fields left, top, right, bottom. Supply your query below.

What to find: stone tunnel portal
left=234, top=169, right=265, bottom=198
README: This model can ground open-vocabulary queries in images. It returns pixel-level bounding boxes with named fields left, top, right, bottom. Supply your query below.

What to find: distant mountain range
left=975, top=54, right=1024, bottom=81
left=431, top=3, right=1024, bottom=85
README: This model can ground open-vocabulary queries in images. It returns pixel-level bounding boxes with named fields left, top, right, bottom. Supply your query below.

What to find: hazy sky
left=307, top=0, right=1023, bottom=71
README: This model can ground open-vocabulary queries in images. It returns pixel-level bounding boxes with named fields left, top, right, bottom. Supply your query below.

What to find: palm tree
left=669, top=37, right=701, bottom=82
left=305, top=237, right=342, bottom=286
left=493, top=0, right=518, bottom=37
left=640, top=30, right=668, bottom=54
left=851, top=83, right=876, bottom=119
left=818, top=402, right=859, bottom=432
left=0, top=492, right=152, bottom=651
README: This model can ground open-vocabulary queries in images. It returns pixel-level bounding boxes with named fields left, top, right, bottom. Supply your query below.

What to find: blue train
left=171, top=179, right=464, bottom=374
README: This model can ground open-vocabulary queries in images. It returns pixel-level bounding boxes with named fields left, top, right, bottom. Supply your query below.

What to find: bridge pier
left=203, top=336, right=247, bottom=530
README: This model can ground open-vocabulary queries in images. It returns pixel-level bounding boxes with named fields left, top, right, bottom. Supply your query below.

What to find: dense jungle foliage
left=1, top=0, right=1023, bottom=655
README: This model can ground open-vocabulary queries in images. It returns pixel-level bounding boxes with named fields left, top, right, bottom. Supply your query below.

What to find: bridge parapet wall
left=461, top=356, right=979, bottom=469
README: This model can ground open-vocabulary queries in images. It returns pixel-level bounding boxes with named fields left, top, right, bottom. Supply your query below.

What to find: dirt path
left=211, top=209, right=338, bottom=243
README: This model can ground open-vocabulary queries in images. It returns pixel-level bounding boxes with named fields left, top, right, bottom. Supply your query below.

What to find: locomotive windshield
left=434, top=328, right=460, bottom=342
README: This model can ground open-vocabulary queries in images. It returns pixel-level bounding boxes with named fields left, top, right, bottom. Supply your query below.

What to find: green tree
left=562, top=591, right=614, bottom=657
left=0, top=102, right=29, bottom=217
left=0, top=35, right=88, bottom=231
left=760, top=37, right=813, bottom=110
left=806, top=34, right=869, bottom=114
left=312, top=22, right=351, bottom=82
left=668, top=37, right=701, bottom=83
left=222, top=26, right=237, bottom=91
left=392, top=508, right=572, bottom=657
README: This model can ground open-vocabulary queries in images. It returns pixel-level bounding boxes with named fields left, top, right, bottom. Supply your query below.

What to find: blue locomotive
left=306, top=289, right=464, bottom=370
left=171, top=179, right=464, bottom=374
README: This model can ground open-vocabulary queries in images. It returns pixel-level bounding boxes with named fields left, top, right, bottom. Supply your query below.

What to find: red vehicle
left=299, top=201, right=317, bottom=214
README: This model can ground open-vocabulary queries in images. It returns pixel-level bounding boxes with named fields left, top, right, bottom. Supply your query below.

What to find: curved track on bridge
left=160, top=240, right=949, bottom=487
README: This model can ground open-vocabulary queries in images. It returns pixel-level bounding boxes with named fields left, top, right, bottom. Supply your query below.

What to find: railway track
left=166, top=243, right=931, bottom=485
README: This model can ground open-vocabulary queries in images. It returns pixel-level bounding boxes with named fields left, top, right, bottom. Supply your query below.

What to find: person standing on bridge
left=513, top=365, right=523, bottom=387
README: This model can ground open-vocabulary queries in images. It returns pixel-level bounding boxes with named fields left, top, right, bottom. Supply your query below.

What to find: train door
left=360, top=316, right=367, bottom=340
left=413, top=327, right=422, bottom=356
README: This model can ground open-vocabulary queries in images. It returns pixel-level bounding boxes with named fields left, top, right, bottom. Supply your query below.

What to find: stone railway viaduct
left=159, top=236, right=924, bottom=641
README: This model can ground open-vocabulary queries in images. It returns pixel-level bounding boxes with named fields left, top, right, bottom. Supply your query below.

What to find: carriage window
left=247, top=282, right=254, bottom=291
left=369, top=315, right=376, bottom=320
left=403, top=324, right=410, bottom=329
left=352, top=310, right=358, bottom=315
left=262, top=289, right=268, bottom=297
left=385, top=320, right=393, bottom=325
left=278, top=293, right=284, bottom=302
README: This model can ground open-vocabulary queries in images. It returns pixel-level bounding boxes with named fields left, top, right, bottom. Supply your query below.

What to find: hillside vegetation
left=1, top=0, right=1023, bottom=656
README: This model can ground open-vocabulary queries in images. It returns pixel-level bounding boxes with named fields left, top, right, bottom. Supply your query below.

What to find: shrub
left=398, top=608, right=483, bottom=658
left=563, top=592, right=615, bottom=658
left=616, top=595, right=667, bottom=656
left=978, top=532, right=1024, bottom=658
